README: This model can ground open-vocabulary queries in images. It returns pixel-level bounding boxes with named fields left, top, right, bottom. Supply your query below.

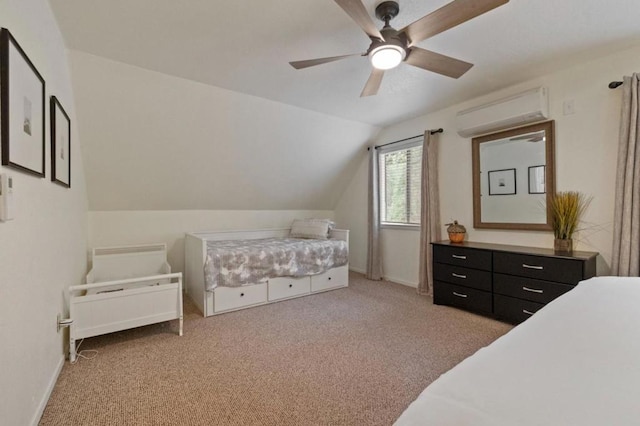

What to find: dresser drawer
left=494, top=273, right=574, bottom=304
left=433, top=263, right=492, bottom=291
left=494, top=294, right=545, bottom=324
left=268, top=276, right=310, bottom=301
left=434, top=281, right=492, bottom=314
left=493, top=252, right=584, bottom=284
left=433, top=246, right=492, bottom=271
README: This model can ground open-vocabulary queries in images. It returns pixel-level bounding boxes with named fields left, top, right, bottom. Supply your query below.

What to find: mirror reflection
left=472, top=121, right=555, bottom=231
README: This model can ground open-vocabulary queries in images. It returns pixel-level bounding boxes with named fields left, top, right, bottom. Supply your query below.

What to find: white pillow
left=290, top=218, right=332, bottom=239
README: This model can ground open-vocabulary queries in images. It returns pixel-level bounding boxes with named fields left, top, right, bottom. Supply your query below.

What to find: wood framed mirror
left=472, top=121, right=555, bottom=231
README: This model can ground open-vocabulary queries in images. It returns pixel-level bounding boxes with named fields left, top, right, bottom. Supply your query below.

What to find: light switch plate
left=0, top=173, right=14, bottom=221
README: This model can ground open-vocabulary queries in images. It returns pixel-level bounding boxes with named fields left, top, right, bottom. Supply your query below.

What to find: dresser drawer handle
left=452, top=273, right=467, bottom=279
left=452, top=291, right=468, bottom=298
left=522, top=286, right=543, bottom=294
left=452, top=255, right=467, bottom=260
left=522, top=264, right=544, bottom=270
left=522, top=309, right=535, bottom=316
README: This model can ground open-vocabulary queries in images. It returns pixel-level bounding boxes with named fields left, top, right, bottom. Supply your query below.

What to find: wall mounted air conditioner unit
left=455, top=87, right=549, bottom=138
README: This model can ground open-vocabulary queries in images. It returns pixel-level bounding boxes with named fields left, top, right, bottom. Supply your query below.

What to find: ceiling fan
left=289, top=0, right=509, bottom=97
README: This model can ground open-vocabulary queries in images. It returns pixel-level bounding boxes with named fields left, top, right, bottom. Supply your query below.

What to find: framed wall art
left=50, top=96, right=71, bottom=187
left=488, top=168, right=516, bottom=196
left=0, top=28, right=46, bottom=177
left=528, top=165, right=545, bottom=194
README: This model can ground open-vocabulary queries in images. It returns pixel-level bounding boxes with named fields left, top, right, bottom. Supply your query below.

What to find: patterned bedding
left=204, top=237, right=349, bottom=291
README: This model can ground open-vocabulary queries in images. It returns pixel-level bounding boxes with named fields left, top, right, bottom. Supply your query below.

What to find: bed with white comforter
left=395, top=276, right=640, bottom=425
left=204, top=237, right=348, bottom=290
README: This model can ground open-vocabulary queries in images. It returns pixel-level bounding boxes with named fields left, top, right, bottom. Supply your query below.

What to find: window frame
left=377, top=137, right=423, bottom=230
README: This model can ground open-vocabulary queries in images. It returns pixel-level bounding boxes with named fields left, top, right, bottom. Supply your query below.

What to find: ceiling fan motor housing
left=375, top=1, right=400, bottom=23
left=367, top=26, right=408, bottom=65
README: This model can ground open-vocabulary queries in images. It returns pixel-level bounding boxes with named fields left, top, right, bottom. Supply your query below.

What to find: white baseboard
left=349, top=267, right=418, bottom=288
left=31, top=355, right=64, bottom=426
left=349, top=266, right=366, bottom=274
left=384, top=275, right=418, bottom=288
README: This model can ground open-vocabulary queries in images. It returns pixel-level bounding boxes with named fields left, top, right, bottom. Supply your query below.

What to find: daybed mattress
left=395, top=276, right=640, bottom=426
left=204, top=237, right=348, bottom=291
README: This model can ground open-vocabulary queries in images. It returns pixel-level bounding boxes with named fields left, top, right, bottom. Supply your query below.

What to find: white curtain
left=611, top=73, right=640, bottom=276
left=418, top=130, right=441, bottom=295
left=366, top=147, right=383, bottom=280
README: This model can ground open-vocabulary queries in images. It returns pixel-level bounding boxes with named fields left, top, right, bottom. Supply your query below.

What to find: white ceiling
left=48, top=0, right=640, bottom=127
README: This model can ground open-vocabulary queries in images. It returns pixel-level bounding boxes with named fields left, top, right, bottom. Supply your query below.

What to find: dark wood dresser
left=432, top=241, right=598, bottom=323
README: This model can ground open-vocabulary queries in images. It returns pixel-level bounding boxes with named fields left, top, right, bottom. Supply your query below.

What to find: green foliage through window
left=379, top=143, right=422, bottom=225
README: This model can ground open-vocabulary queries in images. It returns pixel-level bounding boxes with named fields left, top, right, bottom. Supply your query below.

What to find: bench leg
left=69, top=338, right=76, bottom=363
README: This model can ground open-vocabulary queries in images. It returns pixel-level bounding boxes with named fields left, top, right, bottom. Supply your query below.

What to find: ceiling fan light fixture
left=369, top=45, right=405, bottom=70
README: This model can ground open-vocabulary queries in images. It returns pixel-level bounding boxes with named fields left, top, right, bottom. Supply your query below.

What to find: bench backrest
left=86, top=243, right=171, bottom=283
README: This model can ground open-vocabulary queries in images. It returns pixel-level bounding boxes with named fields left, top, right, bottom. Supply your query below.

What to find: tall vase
left=554, top=238, right=573, bottom=253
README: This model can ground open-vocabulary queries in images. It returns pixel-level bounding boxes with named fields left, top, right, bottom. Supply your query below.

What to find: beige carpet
left=40, top=272, right=512, bottom=425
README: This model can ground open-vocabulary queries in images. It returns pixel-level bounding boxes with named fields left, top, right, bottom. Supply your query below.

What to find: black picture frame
left=0, top=28, right=46, bottom=177
left=50, top=96, right=71, bottom=187
left=488, top=168, right=516, bottom=196
left=528, top=165, right=545, bottom=194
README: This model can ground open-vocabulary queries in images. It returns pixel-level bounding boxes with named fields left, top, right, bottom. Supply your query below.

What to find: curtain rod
left=367, top=128, right=443, bottom=151
left=609, top=81, right=623, bottom=89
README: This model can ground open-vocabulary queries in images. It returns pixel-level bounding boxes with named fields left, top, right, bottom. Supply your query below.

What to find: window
left=379, top=139, right=422, bottom=226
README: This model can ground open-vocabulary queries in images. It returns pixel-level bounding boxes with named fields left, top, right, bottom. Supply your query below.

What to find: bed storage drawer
left=268, top=276, right=311, bottom=301
left=214, top=283, right=268, bottom=313
left=311, top=265, right=349, bottom=292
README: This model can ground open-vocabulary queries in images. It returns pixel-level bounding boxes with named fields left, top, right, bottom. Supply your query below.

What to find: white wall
left=70, top=51, right=378, bottom=273
left=89, top=210, right=334, bottom=273
left=0, top=1, right=88, bottom=424
left=335, top=43, right=640, bottom=286
left=69, top=50, right=379, bottom=211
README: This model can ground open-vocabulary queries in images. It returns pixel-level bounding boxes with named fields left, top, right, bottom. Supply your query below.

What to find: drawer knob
left=328, top=277, right=332, bottom=280
left=522, top=286, right=543, bottom=294
left=523, top=309, right=535, bottom=316
left=452, top=254, right=467, bottom=260
left=452, top=291, right=468, bottom=298
left=289, top=284, right=293, bottom=288
left=522, top=263, right=544, bottom=270
left=452, top=273, right=467, bottom=279
left=240, top=293, right=245, bottom=297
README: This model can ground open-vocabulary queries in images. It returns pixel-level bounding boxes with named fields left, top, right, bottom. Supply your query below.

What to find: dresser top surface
left=432, top=240, right=598, bottom=261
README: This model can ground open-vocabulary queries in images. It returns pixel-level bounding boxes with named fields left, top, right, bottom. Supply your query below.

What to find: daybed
left=395, top=276, right=640, bottom=425
left=184, top=227, right=349, bottom=317
left=68, top=244, right=183, bottom=362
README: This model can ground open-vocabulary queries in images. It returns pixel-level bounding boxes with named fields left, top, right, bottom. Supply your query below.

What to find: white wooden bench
left=68, top=243, right=183, bottom=362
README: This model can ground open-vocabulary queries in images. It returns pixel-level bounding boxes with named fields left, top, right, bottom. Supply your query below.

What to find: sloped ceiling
left=50, top=0, right=640, bottom=127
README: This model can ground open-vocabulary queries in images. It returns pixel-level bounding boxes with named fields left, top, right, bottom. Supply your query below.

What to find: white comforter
left=395, top=277, right=640, bottom=426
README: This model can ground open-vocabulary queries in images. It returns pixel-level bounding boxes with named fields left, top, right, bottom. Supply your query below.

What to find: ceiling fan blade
left=401, top=0, right=509, bottom=46
left=334, top=0, right=384, bottom=41
left=361, top=69, right=384, bottom=97
left=289, top=53, right=362, bottom=69
left=405, top=47, right=473, bottom=79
